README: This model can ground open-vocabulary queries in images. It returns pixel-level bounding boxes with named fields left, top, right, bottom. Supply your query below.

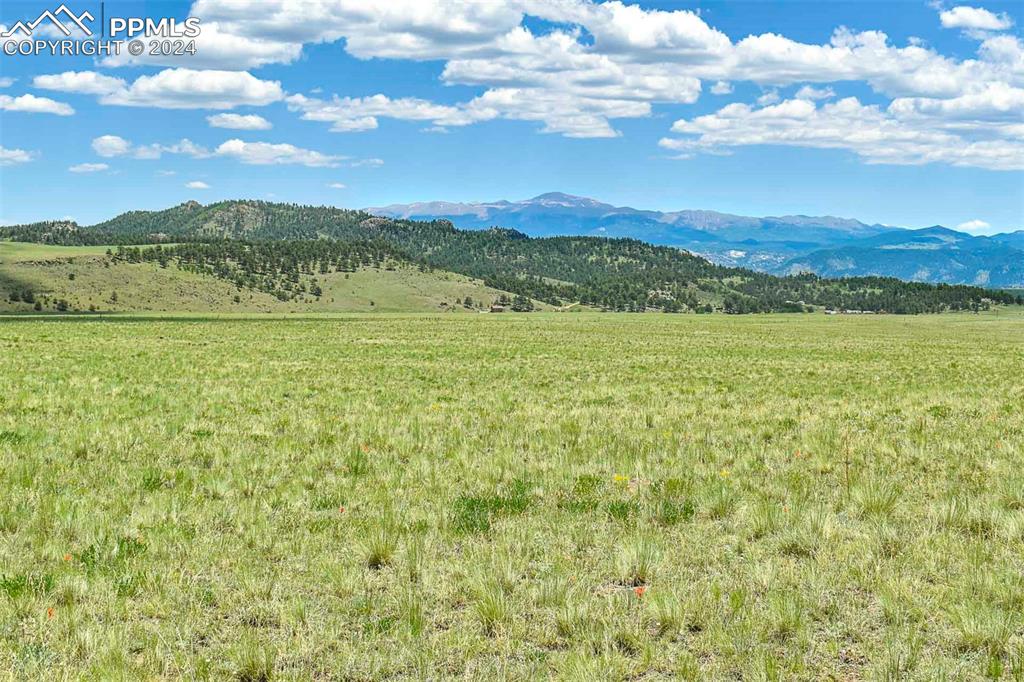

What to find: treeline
left=728, top=273, right=1018, bottom=314
left=118, top=240, right=406, bottom=302
left=5, top=199, right=1021, bottom=314
left=0, top=221, right=172, bottom=246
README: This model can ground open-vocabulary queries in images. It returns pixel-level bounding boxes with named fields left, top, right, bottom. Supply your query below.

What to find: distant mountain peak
left=530, top=191, right=586, bottom=201
left=361, top=193, right=1022, bottom=286
left=527, top=192, right=607, bottom=207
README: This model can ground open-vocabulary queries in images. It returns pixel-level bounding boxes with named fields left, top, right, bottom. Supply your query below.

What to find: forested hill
left=4, top=200, right=1020, bottom=314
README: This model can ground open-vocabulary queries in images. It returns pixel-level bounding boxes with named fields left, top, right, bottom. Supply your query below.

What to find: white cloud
left=939, top=6, right=1013, bottom=31
left=92, top=135, right=132, bottom=157
left=327, top=182, right=347, bottom=189
left=660, top=96, right=1024, bottom=171
left=69, top=162, right=109, bottom=173
left=710, top=81, right=733, bottom=95
left=214, top=139, right=341, bottom=167
left=286, top=93, right=486, bottom=132
left=756, top=90, right=780, bottom=106
left=0, top=146, right=35, bottom=165
left=188, top=0, right=524, bottom=63
left=134, top=139, right=210, bottom=160
left=185, top=181, right=210, bottom=189
left=100, top=69, right=283, bottom=109
left=28, top=68, right=283, bottom=111
left=52, top=0, right=1024, bottom=166
left=0, top=94, right=74, bottom=115
left=33, top=71, right=125, bottom=95
left=887, top=82, right=1024, bottom=120
left=349, top=158, right=384, bottom=168
left=102, top=21, right=302, bottom=69
left=90, top=134, right=337, bottom=168
left=157, top=170, right=177, bottom=176
left=207, top=113, right=272, bottom=129
left=795, top=85, right=836, bottom=100
left=0, top=77, right=15, bottom=88
left=91, top=134, right=209, bottom=160
left=957, top=219, right=991, bottom=232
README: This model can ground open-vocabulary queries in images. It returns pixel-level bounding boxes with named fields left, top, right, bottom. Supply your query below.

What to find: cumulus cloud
left=213, top=139, right=341, bottom=167
left=134, top=139, right=211, bottom=160
left=64, top=0, right=1024, bottom=165
left=0, top=94, right=74, bottom=115
left=660, top=96, right=1024, bottom=171
left=91, top=134, right=210, bottom=160
left=888, top=82, right=1024, bottom=121
left=31, top=68, right=283, bottom=110
left=0, top=146, right=35, bottom=165
left=327, top=182, right=347, bottom=189
left=795, top=85, right=836, bottom=100
left=89, top=134, right=339, bottom=168
left=102, top=69, right=283, bottom=109
left=287, top=93, right=485, bottom=132
left=34, top=71, right=125, bottom=95
left=69, top=162, right=109, bottom=173
left=939, top=6, right=1013, bottom=31
left=185, top=181, right=210, bottom=189
left=957, top=219, right=992, bottom=232
left=102, top=21, right=302, bottom=69
left=207, top=113, right=273, bottom=129
left=0, top=77, right=15, bottom=87
left=92, top=135, right=132, bottom=157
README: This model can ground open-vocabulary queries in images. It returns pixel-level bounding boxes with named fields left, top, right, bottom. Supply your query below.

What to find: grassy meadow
left=1, top=312, right=1023, bottom=679
left=0, top=242, right=524, bottom=315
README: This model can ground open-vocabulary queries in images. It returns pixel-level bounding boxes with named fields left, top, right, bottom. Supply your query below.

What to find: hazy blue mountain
left=775, top=227, right=1024, bottom=287
left=366, top=192, right=900, bottom=269
left=990, top=230, right=1024, bottom=250
left=366, top=193, right=1021, bottom=285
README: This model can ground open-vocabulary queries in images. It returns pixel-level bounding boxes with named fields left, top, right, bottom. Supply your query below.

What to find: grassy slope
left=1, top=313, right=1022, bottom=679
left=0, top=242, right=541, bottom=313
left=0, top=242, right=120, bottom=261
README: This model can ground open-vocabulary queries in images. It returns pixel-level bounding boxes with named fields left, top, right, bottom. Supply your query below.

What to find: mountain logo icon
left=2, top=4, right=94, bottom=37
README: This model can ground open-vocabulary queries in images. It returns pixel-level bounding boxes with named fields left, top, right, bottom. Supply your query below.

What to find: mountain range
left=3, top=199, right=1019, bottom=315
left=367, top=193, right=1024, bottom=287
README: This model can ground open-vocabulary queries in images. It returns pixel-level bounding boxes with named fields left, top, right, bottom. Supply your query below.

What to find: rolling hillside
left=3, top=200, right=1020, bottom=314
left=0, top=242, right=528, bottom=314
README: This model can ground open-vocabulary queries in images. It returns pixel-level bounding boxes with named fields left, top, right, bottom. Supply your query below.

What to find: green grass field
left=2, top=313, right=1023, bottom=679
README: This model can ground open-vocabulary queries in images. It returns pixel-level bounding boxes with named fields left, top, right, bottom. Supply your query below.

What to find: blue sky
left=1, top=0, right=1021, bottom=233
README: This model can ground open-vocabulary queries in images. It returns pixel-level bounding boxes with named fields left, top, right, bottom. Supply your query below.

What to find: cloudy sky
left=1, top=0, right=1022, bottom=232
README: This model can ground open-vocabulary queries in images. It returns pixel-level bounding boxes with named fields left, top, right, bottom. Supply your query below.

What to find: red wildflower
left=47, top=607, right=55, bottom=619
left=634, top=586, right=647, bottom=598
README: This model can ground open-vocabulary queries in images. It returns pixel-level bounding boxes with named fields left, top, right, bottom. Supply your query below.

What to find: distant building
left=490, top=305, right=506, bottom=313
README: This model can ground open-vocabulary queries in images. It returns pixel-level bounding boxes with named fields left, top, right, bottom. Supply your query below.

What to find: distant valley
left=368, top=193, right=1024, bottom=287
